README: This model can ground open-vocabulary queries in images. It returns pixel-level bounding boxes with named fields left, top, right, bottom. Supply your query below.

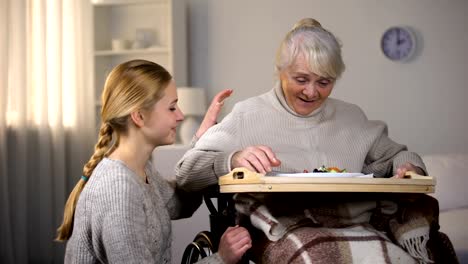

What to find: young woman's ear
left=130, top=110, right=145, bottom=128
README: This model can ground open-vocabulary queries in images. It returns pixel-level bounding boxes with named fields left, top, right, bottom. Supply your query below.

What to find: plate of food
left=267, top=165, right=373, bottom=178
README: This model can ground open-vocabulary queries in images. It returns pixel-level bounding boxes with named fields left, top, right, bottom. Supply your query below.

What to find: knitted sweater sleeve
left=156, top=175, right=203, bottom=220
left=196, top=253, right=225, bottom=264
left=362, top=121, right=427, bottom=177
left=175, top=109, right=242, bottom=192
left=95, top=177, right=158, bottom=263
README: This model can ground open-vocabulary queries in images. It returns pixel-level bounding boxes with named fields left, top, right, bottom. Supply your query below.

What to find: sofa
left=423, top=154, right=468, bottom=263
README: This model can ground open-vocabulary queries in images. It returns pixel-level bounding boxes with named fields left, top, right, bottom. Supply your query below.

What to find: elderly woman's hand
left=232, top=145, right=281, bottom=174
left=217, top=225, right=251, bottom=264
left=195, top=89, right=233, bottom=139
left=393, top=162, right=426, bottom=178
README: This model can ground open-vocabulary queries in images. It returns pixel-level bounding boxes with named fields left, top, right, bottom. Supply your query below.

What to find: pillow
left=422, top=154, right=468, bottom=211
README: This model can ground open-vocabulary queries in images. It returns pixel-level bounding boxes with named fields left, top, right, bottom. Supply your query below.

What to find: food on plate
left=311, top=165, right=347, bottom=173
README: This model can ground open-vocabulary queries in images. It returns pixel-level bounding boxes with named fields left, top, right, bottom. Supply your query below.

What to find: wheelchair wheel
left=181, top=231, right=214, bottom=264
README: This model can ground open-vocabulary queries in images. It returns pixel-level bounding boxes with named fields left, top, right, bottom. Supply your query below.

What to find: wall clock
left=381, top=26, right=417, bottom=62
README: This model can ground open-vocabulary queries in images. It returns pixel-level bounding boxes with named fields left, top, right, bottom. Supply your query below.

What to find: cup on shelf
left=133, top=28, right=155, bottom=49
left=111, top=39, right=129, bottom=51
left=132, top=40, right=144, bottom=49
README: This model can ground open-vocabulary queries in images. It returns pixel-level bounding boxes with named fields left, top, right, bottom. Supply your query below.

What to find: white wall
left=170, top=1, right=468, bottom=262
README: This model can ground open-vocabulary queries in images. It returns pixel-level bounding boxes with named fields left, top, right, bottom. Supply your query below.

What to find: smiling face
left=141, top=79, right=184, bottom=146
left=279, top=53, right=335, bottom=116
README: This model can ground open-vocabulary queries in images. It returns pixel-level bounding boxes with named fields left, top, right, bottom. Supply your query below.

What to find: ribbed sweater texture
left=175, top=85, right=426, bottom=192
left=65, top=158, right=223, bottom=263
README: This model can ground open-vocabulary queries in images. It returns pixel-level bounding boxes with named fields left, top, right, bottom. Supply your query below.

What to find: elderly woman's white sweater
left=175, top=85, right=426, bottom=192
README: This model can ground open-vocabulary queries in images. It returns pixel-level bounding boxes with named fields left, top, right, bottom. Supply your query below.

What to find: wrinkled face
left=142, top=79, right=184, bottom=146
left=279, top=54, right=335, bottom=116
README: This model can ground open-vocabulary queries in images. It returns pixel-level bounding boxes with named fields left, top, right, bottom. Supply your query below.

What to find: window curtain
left=0, top=0, right=94, bottom=263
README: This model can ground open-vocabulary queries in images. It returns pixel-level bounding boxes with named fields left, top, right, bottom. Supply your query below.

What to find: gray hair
left=275, top=18, right=345, bottom=79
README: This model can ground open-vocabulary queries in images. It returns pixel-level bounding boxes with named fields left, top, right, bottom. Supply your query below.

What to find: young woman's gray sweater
left=65, top=158, right=223, bottom=263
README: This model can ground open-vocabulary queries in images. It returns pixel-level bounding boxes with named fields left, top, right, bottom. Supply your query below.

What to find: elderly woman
left=175, top=18, right=426, bottom=192
left=173, top=19, right=456, bottom=264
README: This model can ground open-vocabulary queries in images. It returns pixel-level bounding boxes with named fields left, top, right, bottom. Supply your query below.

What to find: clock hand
left=398, top=38, right=405, bottom=46
left=397, top=29, right=403, bottom=45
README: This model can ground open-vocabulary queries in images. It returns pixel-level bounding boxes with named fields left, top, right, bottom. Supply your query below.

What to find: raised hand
left=195, top=89, right=233, bottom=139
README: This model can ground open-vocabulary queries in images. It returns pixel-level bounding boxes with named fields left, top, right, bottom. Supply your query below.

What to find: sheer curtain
left=0, top=0, right=94, bottom=263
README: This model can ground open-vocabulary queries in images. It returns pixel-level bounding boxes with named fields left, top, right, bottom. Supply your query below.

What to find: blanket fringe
left=400, top=234, right=433, bottom=264
left=250, top=205, right=286, bottom=241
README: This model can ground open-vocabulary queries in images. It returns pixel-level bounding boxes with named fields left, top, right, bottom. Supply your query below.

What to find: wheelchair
left=180, top=177, right=459, bottom=264
left=181, top=186, right=250, bottom=264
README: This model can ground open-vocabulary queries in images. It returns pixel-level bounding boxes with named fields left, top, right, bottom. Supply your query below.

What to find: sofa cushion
left=439, top=207, right=468, bottom=263
left=422, top=154, right=468, bottom=211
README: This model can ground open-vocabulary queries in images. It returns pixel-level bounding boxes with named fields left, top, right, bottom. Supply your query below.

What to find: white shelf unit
left=91, top=0, right=187, bottom=130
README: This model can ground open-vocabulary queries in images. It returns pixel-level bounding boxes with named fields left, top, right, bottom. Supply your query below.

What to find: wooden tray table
left=219, top=168, right=435, bottom=193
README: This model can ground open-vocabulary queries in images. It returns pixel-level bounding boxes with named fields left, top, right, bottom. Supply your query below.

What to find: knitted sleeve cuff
left=213, top=151, right=236, bottom=177
left=189, top=135, right=199, bottom=148
left=393, top=151, right=428, bottom=176
left=203, top=252, right=225, bottom=264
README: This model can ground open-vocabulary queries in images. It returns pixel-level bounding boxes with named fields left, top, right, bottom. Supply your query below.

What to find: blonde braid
left=55, top=123, right=114, bottom=241
left=83, top=123, right=115, bottom=177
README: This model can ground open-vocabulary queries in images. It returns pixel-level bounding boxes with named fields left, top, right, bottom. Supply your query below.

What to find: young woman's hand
left=195, top=89, right=233, bottom=139
left=217, top=225, right=251, bottom=264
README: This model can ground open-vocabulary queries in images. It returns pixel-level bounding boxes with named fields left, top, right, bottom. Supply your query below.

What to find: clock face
left=381, top=27, right=416, bottom=61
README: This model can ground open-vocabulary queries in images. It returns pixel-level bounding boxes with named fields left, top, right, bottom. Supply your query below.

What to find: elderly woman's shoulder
left=324, top=98, right=380, bottom=126
left=327, top=98, right=389, bottom=132
left=231, top=92, right=272, bottom=112
left=327, top=98, right=368, bottom=119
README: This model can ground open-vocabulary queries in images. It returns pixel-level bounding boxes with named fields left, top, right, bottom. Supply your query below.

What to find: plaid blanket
left=234, top=193, right=439, bottom=264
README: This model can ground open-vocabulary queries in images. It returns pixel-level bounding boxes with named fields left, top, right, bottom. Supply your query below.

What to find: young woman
left=56, top=59, right=251, bottom=263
